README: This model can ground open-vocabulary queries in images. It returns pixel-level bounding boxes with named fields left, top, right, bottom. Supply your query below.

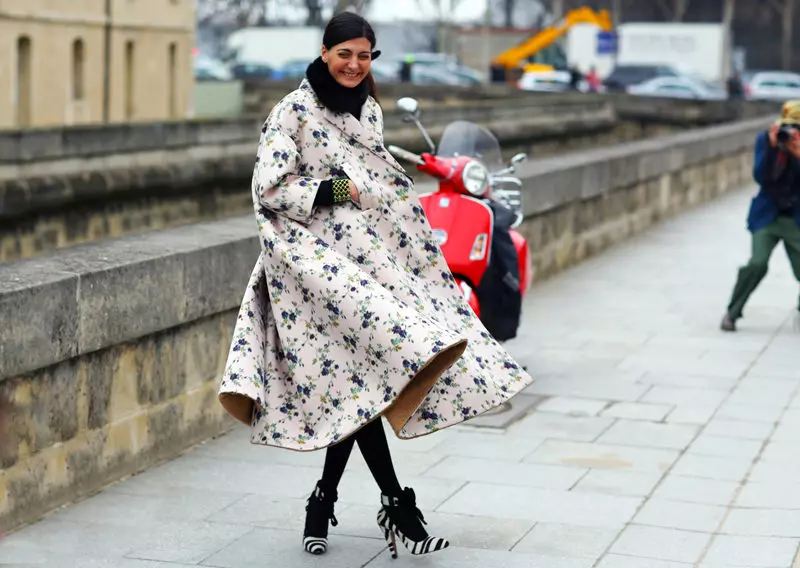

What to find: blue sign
left=597, top=31, right=618, bottom=55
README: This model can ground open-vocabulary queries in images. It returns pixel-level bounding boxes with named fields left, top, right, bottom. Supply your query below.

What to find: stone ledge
left=518, top=117, right=768, bottom=217
left=0, top=218, right=259, bottom=381
left=0, top=105, right=617, bottom=222
left=0, top=119, right=261, bottom=164
left=0, top=99, right=612, bottom=166
left=0, top=115, right=770, bottom=383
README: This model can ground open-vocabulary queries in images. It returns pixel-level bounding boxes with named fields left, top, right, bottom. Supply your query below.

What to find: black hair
left=322, top=12, right=380, bottom=101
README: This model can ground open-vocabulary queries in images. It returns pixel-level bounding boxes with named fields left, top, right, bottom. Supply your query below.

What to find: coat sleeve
left=753, top=130, right=781, bottom=186
left=252, top=97, right=324, bottom=224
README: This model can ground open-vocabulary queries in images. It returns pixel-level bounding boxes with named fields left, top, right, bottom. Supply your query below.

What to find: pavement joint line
left=595, top=310, right=800, bottom=566
left=567, top=466, right=593, bottom=492
left=431, top=479, right=469, bottom=513
left=508, top=520, right=538, bottom=553
left=690, top=309, right=798, bottom=566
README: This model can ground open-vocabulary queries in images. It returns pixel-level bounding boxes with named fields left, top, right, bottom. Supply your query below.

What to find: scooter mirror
left=397, top=97, right=420, bottom=117
left=510, top=153, right=527, bottom=166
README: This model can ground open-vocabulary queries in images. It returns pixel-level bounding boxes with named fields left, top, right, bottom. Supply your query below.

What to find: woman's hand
left=349, top=180, right=360, bottom=203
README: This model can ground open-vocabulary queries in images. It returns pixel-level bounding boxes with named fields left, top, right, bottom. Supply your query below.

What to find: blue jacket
left=748, top=131, right=800, bottom=232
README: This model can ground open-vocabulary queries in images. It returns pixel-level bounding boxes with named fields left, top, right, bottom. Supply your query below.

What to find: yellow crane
left=492, top=6, right=614, bottom=76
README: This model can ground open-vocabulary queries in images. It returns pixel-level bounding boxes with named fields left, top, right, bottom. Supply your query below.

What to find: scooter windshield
left=437, top=121, right=503, bottom=172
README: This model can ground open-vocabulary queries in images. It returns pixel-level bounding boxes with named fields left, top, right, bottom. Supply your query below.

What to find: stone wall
left=0, top=98, right=618, bottom=263
left=0, top=221, right=259, bottom=532
left=1, top=93, right=779, bottom=263
left=0, top=115, right=770, bottom=534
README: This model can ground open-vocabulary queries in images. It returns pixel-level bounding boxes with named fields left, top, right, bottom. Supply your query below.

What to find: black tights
left=319, top=418, right=403, bottom=497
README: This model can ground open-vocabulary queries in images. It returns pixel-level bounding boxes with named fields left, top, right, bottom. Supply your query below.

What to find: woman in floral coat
left=218, top=12, right=533, bottom=559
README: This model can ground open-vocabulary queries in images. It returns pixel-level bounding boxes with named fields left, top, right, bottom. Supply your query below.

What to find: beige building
left=0, top=0, right=195, bottom=129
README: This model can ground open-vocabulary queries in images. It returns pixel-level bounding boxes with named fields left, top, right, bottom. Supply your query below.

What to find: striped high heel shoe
left=303, top=482, right=338, bottom=555
left=376, top=487, right=450, bottom=558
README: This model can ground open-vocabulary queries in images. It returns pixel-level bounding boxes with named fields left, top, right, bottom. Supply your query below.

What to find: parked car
left=194, top=54, right=233, bottom=81
left=603, top=64, right=680, bottom=92
left=518, top=70, right=600, bottom=93
left=231, top=62, right=274, bottom=80
left=627, top=76, right=727, bottom=100
left=272, top=59, right=311, bottom=80
left=518, top=70, right=571, bottom=92
left=742, top=71, right=800, bottom=102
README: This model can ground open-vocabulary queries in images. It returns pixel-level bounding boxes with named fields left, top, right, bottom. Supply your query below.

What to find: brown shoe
left=720, top=314, right=737, bottom=332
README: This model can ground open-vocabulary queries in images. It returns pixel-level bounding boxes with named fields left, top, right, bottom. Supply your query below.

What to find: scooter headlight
left=461, top=160, right=490, bottom=196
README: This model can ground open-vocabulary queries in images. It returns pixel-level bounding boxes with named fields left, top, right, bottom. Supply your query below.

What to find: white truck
left=614, top=23, right=731, bottom=83
left=226, top=26, right=323, bottom=69
left=564, top=22, right=731, bottom=84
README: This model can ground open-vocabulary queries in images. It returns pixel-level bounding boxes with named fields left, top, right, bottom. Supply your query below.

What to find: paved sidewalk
left=3, top=187, right=800, bottom=567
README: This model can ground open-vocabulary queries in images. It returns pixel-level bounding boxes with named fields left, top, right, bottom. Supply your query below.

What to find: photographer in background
left=721, top=101, right=800, bottom=332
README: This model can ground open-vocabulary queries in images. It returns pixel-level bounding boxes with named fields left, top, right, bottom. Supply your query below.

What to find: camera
left=777, top=124, right=800, bottom=150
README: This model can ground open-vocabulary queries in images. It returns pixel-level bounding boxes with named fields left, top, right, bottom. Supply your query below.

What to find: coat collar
left=300, top=79, right=408, bottom=178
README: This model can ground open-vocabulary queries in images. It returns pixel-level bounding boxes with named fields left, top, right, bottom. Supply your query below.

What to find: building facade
left=0, top=0, right=195, bottom=129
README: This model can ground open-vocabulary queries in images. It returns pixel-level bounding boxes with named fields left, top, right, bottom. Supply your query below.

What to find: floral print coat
left=218, top=80, right=533, bottom=451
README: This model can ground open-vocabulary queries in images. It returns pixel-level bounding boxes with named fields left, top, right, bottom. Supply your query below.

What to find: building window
left=16, top=36, right=32, bottom=127
left=72, top=39, right=85, bottom=101
left=124, top=40, right=135, bottom=119
left=168, top=42, right=177, bottom=118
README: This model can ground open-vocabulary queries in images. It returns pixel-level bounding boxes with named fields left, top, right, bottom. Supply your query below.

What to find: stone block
left=76, top=249, right=186, bottom=354
left=702, top=535, right=800, bottom=567
left=597, top=421, right=699, bottom=450
left=437, top=482, right=642, bottom=528
left=633, top=498, right=727, bottom=532
left=572, top=470, right=663, bottom=498
left=15, top=130, right=65, bottom=162
left=601, top=402, right=672, bottom=422
left=536, top=396, right=608, bottom=416
left=722, top=508, right=800, bottom=538
left=182, top=235, right=260, bottom=322
left=0, top=263, right=79, bottom=381
left=523, top=439, right=679, bottom=474
left=513, top=523, right=620, bottom=562
left=670, top=454, right=753, bottom=482
left=424, top=455, right=585, bottom=490
left=652, top=475, right=739, bottom=506
left=610, top=525, right=712, bottom=564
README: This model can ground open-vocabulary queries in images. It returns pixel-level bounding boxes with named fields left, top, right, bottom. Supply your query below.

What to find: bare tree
left=769, top=0, right=797, bottom=70
left=503, top=0, right=516, bottom=27
left=414, top=0, right=468, bottom=22
left=489, top=0, right=546, bottom=28
left=197, top=0, right=269, bottom=27
left=334, top=0, right=371, bottom=13
left=652, top=0, right=690, bottom=21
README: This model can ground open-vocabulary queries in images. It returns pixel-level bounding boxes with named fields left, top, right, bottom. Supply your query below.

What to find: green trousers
left=727, top=215, right=800, bottom=319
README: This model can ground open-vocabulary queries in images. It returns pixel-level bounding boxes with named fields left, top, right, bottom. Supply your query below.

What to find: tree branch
left=653, top=0, right=674, bottom=19
left=674, top=0, right=690, bottom=21
left=766, top=0, right=783, bottom=14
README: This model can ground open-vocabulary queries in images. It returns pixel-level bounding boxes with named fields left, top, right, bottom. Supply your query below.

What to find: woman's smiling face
left=323, top=37, right=372, bottom=88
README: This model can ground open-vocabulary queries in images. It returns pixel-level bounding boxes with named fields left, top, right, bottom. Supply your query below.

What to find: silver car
left=742, top=71, right=800, bottom=102
left=627, top=76, right=727, bottom=100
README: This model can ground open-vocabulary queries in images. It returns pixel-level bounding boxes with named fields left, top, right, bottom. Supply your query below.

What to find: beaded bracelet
left=332, top=178, right=351, bottom=203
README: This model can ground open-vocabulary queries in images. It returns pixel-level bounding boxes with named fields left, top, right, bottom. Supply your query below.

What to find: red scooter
left=388, top=97, right=532, bottom=338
